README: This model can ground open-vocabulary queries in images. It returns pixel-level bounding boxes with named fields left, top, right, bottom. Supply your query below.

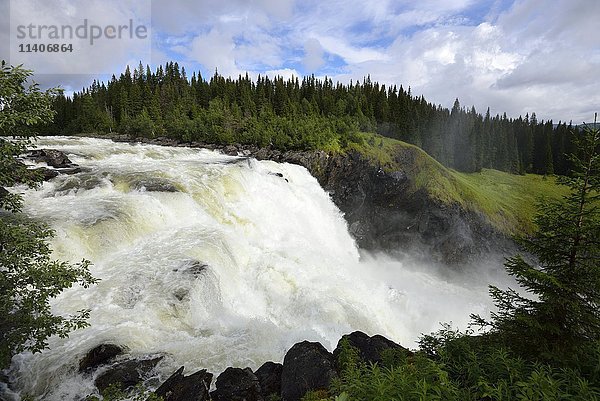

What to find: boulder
left=210, top=367, right=263, bottom=401
left=223, top=145, right=239, bottom=156
left=153, top=366, right=212, bottom=401
left=255, top=361, right=282, bottom=398
left=94, top=356, right=163, bottom=392
left=79, top=343, right=125, bottom=373
left=28, top=149, right=73, bottom=168
left=332, top=331, right=411, bottom=368
left=280, top=341, right=337, bottom=401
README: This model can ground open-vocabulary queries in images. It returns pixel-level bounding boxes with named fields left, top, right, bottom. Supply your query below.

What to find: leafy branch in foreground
left=0, top=61, right=97, bottom=369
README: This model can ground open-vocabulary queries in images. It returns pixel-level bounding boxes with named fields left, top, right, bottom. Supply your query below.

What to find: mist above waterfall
left=6, top=137, right=509, bottom=400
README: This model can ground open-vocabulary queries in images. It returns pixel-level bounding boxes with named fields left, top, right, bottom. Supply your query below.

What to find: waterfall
left=5, top=136, right=496, bottom=400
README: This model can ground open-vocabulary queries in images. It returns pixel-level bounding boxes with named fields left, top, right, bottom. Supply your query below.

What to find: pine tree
left=473, top=114, right=600, bottom=363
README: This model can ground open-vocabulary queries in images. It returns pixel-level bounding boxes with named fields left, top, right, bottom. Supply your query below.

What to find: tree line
left=48, top=62, right=582, bottom=175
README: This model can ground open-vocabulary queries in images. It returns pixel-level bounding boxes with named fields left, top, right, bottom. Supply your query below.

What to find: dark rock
left=173, top=260, right=208, bottom=276
left=211, top=367, right=263, bottom=401
left=79, top=344, right=125, bottom=373
left=255, top=361, right=282, bottom=398
left=154, top=366, right=212, bottom=401
left=173, top=288, right=189, bottom=301
left=281, top=341, right=337, bottom=401
left=332, top=331, right=411, bottom=368
left=223, top=145, right=239, bottom=156
left=269, top=172, right=286, bottom=182
left=28, top=149, right=73, bottom=168
left=94, top=356, right=163, bottom=392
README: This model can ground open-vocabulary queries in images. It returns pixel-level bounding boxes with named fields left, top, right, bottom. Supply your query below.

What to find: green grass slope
left=346, top=132, right=568, bottom=235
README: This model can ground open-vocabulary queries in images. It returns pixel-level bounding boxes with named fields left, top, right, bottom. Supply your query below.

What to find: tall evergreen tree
left=473, top=115, right=600, bottom=363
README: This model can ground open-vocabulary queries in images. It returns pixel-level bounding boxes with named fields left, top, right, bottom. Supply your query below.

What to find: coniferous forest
left=48, top=62, right=582, bottom=175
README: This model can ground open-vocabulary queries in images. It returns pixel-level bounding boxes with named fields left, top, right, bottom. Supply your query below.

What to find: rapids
left=4, top=136, right=501, bottom=399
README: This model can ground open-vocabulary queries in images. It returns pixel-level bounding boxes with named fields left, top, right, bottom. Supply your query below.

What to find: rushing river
left=4, top=137, right=501, bottom=400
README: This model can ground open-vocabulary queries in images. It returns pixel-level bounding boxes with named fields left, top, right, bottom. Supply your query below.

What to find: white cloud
left=302, top=38, right=324, bottom=71
left=187, top=29, right=239, bottom=77
left=263, top=68, right=299, bottom=80
left=317, top=36, right=388, bottom=64
left=323, top=0, right=599, bottom=122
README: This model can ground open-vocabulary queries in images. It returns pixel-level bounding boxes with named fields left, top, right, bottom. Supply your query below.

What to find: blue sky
left=2, top=0, right=599, bottom=123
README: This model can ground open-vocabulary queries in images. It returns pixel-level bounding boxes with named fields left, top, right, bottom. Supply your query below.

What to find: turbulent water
left=5, top=137, right=503, bottom=400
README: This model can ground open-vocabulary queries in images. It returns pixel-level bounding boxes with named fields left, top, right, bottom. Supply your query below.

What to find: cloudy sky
left=2, top=0, right=599, bottom=123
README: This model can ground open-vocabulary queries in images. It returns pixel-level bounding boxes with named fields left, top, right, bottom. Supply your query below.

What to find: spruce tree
left=473, top=114, right=600, bottom=363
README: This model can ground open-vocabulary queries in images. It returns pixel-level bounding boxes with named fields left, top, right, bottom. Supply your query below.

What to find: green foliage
left=301, top=389, right=331, bottom=401
left=0, top=217, right=96, bottom=368
left=332, top=351, right=462, bottom=400
left=331, top=336, right=462, bottom=401
left=0, top=60, right=56, bottom=212
left=326, top=321, right=600, bottom=401
left=472, top=118, right=600, bottom=363
left=0, top=61, right=97, bottom=369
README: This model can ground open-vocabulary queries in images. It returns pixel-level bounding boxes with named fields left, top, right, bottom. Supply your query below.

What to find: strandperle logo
left=9, top=0, right=152, bottom=75
left=15, top=19, right=148, bottom=45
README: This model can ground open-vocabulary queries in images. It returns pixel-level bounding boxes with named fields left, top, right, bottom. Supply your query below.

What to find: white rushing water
left=5, top=136, right=502, bottom=400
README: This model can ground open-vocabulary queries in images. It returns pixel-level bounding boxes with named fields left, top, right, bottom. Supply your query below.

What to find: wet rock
left=268, top=172, right=288, bottom=182
left=55, top=174, right=106, bottom=193
left=173, top=260, right=208, bottom=276
left=28, top=149, right=73, bottom=168
left=255, top=361, right=282, bottom=398
left=154, top=366, right=212, bottom=401
left=210, top=367, right=263, bottom=401
left=172, top=261, right=209, bottom=301
left=32, top=167, right=59, bottom=181
left=223, top=145, right=239, bottom=156
left=281, top=341, right=337, bottom=401
left=332, top=331, right=412, bottom=368
left=94, top=355, right=163, bottom=392
left=79, top=343, right=125, bottom=373
left=131, top=178, right=178, bottom=192
left=173, top=288, right=189, bottom=301
left=56, top=166, right=82, bottom=175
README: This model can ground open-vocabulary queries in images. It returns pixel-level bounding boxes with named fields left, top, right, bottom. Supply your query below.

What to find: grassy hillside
left=347, top=132, right=568, bottom=235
